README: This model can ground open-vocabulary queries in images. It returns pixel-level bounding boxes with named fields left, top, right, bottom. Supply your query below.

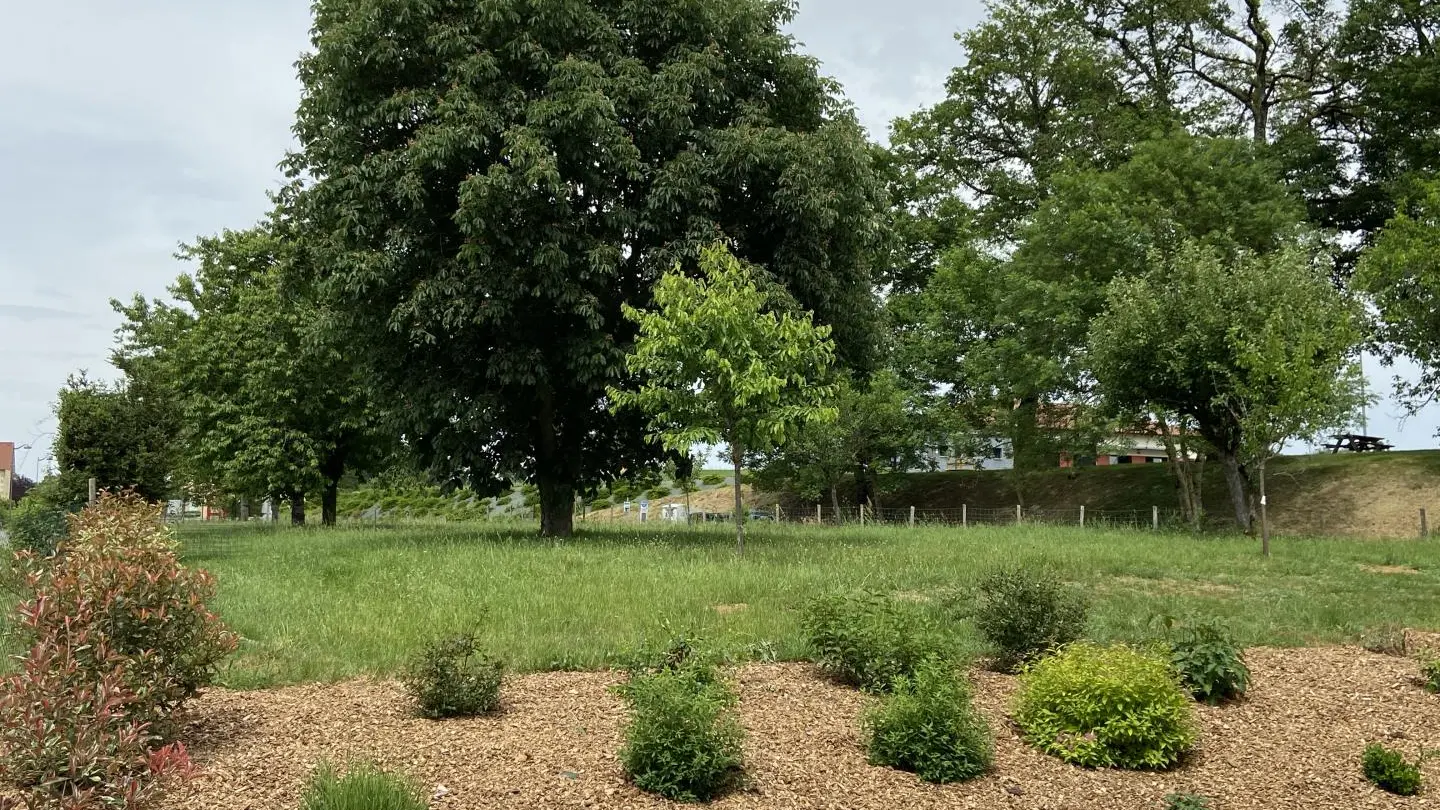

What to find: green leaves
left=611, top=244, right=839, bottom=461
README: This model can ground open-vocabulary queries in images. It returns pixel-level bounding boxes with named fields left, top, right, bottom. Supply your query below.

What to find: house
left=0, top=442, right=13, bottom=502
left=920, top=405, right=1183, bottom=471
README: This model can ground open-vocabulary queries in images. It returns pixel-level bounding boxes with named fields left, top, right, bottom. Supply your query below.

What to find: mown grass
left=179, top=520, right=1440, bottom=690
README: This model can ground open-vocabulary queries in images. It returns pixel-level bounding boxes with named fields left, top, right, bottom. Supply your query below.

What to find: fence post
left=1152, top=505, right=1159, bottom=531
left=775, top=504, right=781, bottom=522
left=962, top=504, right=967, bottom=528
left=1080, top=504, right=1085, bottom=527
left=816, top=503, right=822, bottom=524
left=1016, top=504, right=1022, bottom=525
left=87, top=477, right=97, bottom=506
left=860, top=504, right=866, bottom=526
left=1421, top=508, right=1429, bottom=540
left=909, top=505, right=915, bottom=528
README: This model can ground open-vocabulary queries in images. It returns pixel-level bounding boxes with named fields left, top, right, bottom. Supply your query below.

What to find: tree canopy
left=283, top=0, right=883, bottom=536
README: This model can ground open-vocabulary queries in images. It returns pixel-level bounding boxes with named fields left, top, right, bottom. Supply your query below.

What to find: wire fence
left=731, top=504, right=1190, bottom=531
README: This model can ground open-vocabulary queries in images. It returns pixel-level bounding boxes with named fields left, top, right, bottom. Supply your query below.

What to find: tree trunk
left=1258, top=459, right=1270, bottom=557
left=322, top=479, right=339, bottom=527
left=538, top=477, right=575, bottom=538
left=1157, top=414, right=1204, bottom=532
left=1217, top=452, right=1253, bottom=533
left=534, top=387, right=577, bottom=538
left=732, top=440, right=745, bottom=555
left=829, top=482, right=841, bottom=523
left=290, top=491, right=306, bottom=526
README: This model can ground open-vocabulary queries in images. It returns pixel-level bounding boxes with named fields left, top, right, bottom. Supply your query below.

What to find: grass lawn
left=180, top=520, right=1440, bottom=690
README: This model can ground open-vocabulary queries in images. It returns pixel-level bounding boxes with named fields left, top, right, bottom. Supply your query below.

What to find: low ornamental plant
left=1012, top=642, right=1197, bottom=770
left=1420, top=655, right=1440, bottom=694
left=1164, top=792, right=1212, bottom=810
left=617, top=662, right=744, bottom=802
left=972, top=565, right=1088, bottom=672
left=402, top=634, right=503, bottom=719
left=801, top=592, right=940, bottom=692
left=1165, top=618, right=1250, bottom=705
left=864, top=659, right=993, bottom=784
left=1361, top=742, right=1425, bottom=796
left=0, top=491, right=228, bottom=809
left=300, top=762, right=429, bottom=810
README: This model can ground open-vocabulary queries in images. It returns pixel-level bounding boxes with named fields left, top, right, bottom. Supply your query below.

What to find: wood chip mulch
left=157, top=647, right=1440, bottom=809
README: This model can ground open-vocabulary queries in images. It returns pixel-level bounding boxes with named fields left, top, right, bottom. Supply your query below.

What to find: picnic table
left=1324, top=433, right=1394, bottom=453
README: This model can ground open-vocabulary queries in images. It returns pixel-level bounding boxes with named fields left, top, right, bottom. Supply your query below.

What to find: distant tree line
left=35, top=0, right=1440, bottom=540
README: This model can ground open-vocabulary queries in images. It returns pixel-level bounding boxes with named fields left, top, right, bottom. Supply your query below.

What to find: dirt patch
left=1360, top=564, right=1422, bottom=575
left=713, top=603, right=748, bottom=615
left=1105, top=576, right=1240, bottom=596
left=155, top=648, right=1440, bottom=810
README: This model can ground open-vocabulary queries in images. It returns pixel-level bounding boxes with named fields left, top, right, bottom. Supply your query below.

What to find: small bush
left=1167, top=619, right=1250, bottom=705
left=1359, top=624, right=1408, bottom=656
left=973, top=565, right=1087, bottom=672
left=1362, top=743, right=1423, bottom=796
left=700, top=474, right=726, bottom=487
left=1165, top=793, right=1212, bottom=810
left=402, top=634, right=503, bottom=719
left=864, top=660, right=993, bottom=783
left=301, top=762, right=428, bottom=810
left=1013, top=642, right=1197, bottom=770
left=645, top=487, right=671, bottom=501
left=802, top=592, right=940, bottom=692
left=4, top=497, right=72, bottom=557
left=1420, top=656, right=1440, bottom=694
left=618, top=663, right=744, bottom=802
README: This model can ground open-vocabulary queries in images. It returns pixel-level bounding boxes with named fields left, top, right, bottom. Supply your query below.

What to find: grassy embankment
left=181, top=518, right=1440, bottom=689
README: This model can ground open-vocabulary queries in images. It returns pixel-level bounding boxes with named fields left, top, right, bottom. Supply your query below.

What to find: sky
left=0, top=1, right=1434, bottom=480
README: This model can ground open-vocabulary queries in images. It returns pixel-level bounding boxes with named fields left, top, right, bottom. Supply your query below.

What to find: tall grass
left=179, top=520, right=1440, bottom=689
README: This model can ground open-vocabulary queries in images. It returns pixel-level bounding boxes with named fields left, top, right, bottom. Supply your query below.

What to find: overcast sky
left=0, top=1, right=1433, bottom=479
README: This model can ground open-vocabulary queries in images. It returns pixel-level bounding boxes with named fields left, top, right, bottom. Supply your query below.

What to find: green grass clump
left=1361, top=743, right=1424, bottom=796
left=401, top=634, right=502, bottom=718
left=802, top=592, right=941, bottom=692
left=972, top=564, right=1088, bottom=672
left=1164, top=793, right=1212, bottom=810
left=1166, top=618, right=1250, bottom=705
left=617, top=662, right=743, bottom=802
left=301, top=762, right=428, bottom=810
left=1013, top=642, right=1196, bottom=770
left=864, top=659, right=993, bottom=783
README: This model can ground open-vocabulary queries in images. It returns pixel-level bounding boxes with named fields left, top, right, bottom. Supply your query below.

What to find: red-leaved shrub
left=0, top=491, right=234, bottom=808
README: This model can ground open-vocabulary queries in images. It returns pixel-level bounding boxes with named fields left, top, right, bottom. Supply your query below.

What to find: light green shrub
left=1013, top=642, right=1196, bottom=769
left=617, top=663, right=743, bottom=802
left=802, top=592, right=941, bottom=693
left=301, top=762, right=428, bottom=810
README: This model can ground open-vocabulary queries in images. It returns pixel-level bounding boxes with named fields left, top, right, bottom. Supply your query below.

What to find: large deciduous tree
left=114, top=225, right=382, bottom=526
left=610, top=244, right=838, bottom=553
left=283, top=0, right=882, bottom=537
left=1355, top=181, right=1440, bottom=421
left=54, top=371, right=178, bottom=503
left=1088, top=240, right=1365, bottom=544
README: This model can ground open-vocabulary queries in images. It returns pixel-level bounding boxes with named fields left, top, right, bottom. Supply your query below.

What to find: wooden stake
left=1152, top=505, right=1159, bottom=532
left=1080, top=504, right=1085, bottom=527
left=909, top=505, right=915, bottom=528
left=962, top=504, right=967, bottom=528
left=1016, top=504, right=1022, bottom=525
left=87, top=477, right=97, bottom=506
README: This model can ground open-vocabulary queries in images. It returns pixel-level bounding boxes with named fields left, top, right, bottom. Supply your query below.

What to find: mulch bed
left=160, top=647, right=1440, bottom=809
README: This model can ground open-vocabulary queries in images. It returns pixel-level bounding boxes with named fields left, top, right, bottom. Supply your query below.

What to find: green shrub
left=1361, top=743, right=1423, bottom=796
left=1013, top=642, right=1197, bottom=770
left=700, top=474, right=726, bottom=487
left=4, top=497, right=72, bottom=557
left=301, top=762, right=428, bottom=810
left=864, top=660, right=993, bottom=783
left=973, top=565, right=1088, bottom=671
left=618, top=663, right=744, bottom=802
left=1165, top=793, right=1212, bottom=810
left=646, top=487, right=671, bottom=501
left=802, top=592, right=940, bottom=692
left=401, top=634, right=503, bottom=719
left=1420, top=656, right=1440, bottom=694
left=1166, top=619, right=1250, bottom=704
left=1359, top=624, right=1408, bottom=656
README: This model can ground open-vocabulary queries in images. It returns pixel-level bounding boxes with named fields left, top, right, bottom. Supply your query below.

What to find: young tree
left=1088, top=240, right=1365, bottom=546
left=114, top=225, right=382, bottom=526
left=283, top=0, right=883, bottom=537
left=610, top=245, right=838, bottom=553
left=1355, top=181, right=1440, bottom=420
